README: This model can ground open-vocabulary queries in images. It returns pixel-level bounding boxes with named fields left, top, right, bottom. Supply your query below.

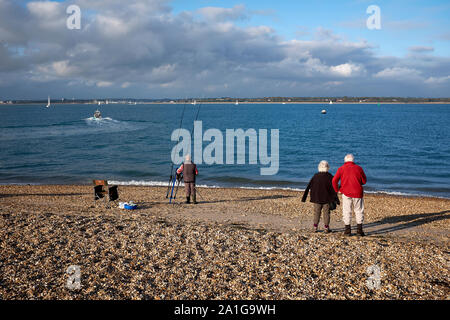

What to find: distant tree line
left=2, top=96, right=450, bottom=104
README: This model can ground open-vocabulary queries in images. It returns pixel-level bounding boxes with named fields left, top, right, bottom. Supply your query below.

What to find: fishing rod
left=166, top=100, right=187, bottom=199
left=172, top=99, right=203, bottom=202
left=172, top=171, right=183, bottom=200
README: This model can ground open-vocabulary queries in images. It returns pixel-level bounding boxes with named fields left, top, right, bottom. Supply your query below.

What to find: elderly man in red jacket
left=332, top=154, right=367, bottom=236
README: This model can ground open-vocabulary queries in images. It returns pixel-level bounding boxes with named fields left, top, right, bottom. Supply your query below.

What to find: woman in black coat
left=301, top=160, right=339, bottom=233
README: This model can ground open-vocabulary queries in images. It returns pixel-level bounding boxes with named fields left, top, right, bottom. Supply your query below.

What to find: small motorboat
left=321, top=109, right=327, bottom=114
left=94, top=110, right=102, bottom=119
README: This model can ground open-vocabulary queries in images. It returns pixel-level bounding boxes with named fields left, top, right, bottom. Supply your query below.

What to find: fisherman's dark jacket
left=178, top=163, right=198, bottom=183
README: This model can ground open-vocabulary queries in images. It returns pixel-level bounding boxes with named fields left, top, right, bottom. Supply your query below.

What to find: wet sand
left=0, top=185, right=449, bottom=299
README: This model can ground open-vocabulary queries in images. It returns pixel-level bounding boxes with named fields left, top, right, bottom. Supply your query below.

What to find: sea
left=0, top=103, right=449, bottom=198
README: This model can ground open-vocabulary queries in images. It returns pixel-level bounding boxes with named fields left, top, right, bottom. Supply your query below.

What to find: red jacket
left=332, top=162, right=367, bottom=198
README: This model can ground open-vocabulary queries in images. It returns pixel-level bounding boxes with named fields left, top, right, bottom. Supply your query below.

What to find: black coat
left=301, top=172, right=339, bottom=205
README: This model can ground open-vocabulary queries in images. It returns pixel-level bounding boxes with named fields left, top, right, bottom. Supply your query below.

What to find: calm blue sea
left=0, top=103, right=449, bottom=198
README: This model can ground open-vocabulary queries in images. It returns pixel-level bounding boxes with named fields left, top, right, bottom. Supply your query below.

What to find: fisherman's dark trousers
left=185, top=182, right=196, bottom=197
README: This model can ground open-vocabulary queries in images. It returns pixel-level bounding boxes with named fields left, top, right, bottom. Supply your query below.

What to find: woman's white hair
left=318, top=160, right=330, bottom=172
left=344, top=154, right=354, bottom=162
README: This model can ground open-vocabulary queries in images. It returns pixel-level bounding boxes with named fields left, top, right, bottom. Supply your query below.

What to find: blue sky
left=171, top=0, right=450, bottom=56
left=0, top=0, right=449, bottom=99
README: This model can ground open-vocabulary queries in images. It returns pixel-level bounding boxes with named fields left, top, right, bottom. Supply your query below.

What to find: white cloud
left=26, top=1, right=66, bottom=31
left=314, top=27, right=342, bottom=41
left=27, top=1, right=61, bottom=18
left=246, top=26, right=274, bottom=37
left=408, top=46, right=434, bottom=53
left=374, top=67, right=422, bottom=79
left=52, top=60, right=76, bottom=76
left=97, top=81, right=113, bottom=87
left=96, top=15, right=132, bottom=37
left=198, top=4, right=247, bottom=22
left=424, top=75, right=450, bottom=84
left=330, top=63, right=363, bottom=77
left=36, top=60, right=77, bottom=78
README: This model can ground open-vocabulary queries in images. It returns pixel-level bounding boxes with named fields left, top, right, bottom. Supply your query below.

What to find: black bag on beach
left=108, top=185, right=119, bottom=201
left=94, top=185, right=105, bottom=200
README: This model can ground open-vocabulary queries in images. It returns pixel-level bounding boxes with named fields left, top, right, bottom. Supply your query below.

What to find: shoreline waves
left=2, top=180, right=449, bottom=200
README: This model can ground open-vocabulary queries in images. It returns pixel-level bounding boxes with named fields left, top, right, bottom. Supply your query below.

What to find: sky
left=0, top=0, right=449, bottom=99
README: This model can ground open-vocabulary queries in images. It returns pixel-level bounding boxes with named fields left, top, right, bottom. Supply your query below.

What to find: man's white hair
left=185, top=154, right=191, bottom=163
left=344, top=154, right=354, bottom=162
left=318, top=160, right=329, bottom=172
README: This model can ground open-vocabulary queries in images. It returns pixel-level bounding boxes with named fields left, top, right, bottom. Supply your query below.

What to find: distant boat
left=235, top=100, right=239, bottom=106
left=45, top=96, right=50, bottom=108
left=94, top=110, right=102, bottom=119
left=192, top=100, right=197, bottom=105
left=329, top=100, right=333, bottom=104
left=321, top=109, right=327, bottom=114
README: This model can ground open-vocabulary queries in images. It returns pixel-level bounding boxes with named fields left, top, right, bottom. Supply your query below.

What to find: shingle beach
left=0, top=185, right=448, bottom=299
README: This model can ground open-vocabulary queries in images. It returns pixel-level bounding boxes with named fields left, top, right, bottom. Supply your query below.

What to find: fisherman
left=176, top=154, right=198, bottom=204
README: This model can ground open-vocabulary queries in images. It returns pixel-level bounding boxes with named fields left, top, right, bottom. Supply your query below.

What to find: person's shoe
left=324, top=225, right=332, bottom=233
left=344, top=225, right=351, bottom=236
left=193, top=195, right=198, bottom=204
left=186, top=196, right=190, bottom=204
left=357, top=224, right=365, bottom=237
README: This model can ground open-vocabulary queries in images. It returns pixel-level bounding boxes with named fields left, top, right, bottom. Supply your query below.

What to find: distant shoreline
left=2, top=101, right=450, bottom=105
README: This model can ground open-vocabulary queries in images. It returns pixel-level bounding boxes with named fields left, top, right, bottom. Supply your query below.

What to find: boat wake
left=84, top=116, right=126, bottom=128
left=84, top=116, right=116, bottom=122
left=83, top=116, right=144, bottom=134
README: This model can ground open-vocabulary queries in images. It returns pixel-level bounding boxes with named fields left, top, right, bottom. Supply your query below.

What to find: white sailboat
left=329, top=100, right=333, bottom=104
left=235, top=100, right=239, bottom=106
left=46, top=96, right=50, bottom=108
